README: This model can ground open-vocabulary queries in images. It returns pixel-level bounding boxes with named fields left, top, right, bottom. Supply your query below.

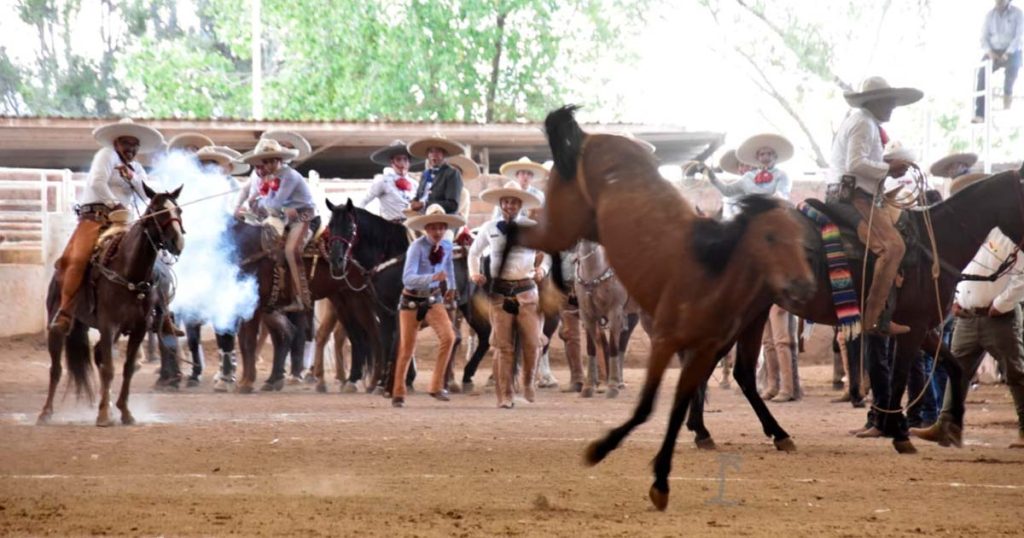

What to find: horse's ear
left=325, top=198, right=336, bottom=212
left=142, top=181, right=157, bottom=199
left=345, top=198, right=354, bottom=210
left=170, top=185, right=183, bottom=200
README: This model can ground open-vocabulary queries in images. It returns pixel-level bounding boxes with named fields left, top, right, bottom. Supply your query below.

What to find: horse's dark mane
left=350, top=205, right=409, bottom=259
left=545, top=104, right=585, bottom=181
left=691, top=195, right=782, bottom=276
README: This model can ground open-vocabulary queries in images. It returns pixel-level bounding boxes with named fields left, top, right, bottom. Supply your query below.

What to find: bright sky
left=1, top=1, right=1011, bottom=173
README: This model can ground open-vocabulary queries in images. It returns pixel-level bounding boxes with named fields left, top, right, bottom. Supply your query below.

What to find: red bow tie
left=258, top=177, right=281, bottom=196
left=428, top=244, right=444, bottom=265
left=754, top=170, right=774, bottom=184
left=395, top=176, right=412, bottom=192
left=878, top=125, right=889, bottom=149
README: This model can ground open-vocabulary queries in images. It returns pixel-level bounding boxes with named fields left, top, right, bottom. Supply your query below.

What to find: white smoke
left=150, top=151, right=258, bottom=332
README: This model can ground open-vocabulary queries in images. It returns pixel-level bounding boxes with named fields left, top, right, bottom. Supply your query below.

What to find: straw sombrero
left=92, top=118, right=164, bottom=153
left=718, top=149, right=741, bottom=175
left=949, top=172, right=991, bottom=196
left=167, top=132, right=215, bottom=153
left=449, top=155, right=480, bottom=180
left=929, top=152, right=978, bottom=178
left=196, top=146, right=233, bottom=171
left=408, top=135, right=465, bottom=158
left=370, top=139, right=421, bottom=166
left=882, top=140, right=916, bottom=163
left=405, top=204, right=465, bottom=232
left=242, top=138, right=299, bottom=165
left=262, top=130, right=312, bottom=161
left=209, top=145, right=250, bottom=176
left=479, top=180, right=543, bottom=209
left=499, top=156, right=547, bottom=179
left=844, top=76, right=923, bottom=108
left=736, top=133, right=794, bottom=166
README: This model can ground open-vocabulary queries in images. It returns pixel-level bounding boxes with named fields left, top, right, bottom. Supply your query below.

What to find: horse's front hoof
left=120, top=413, right=136, bottom=426
left=315, top=383, right=327, bottom=394
left=236, top=384, right=255, bottom=395
left=893, top=439, right=918, bottom=454
left=36, top=412, right=52, bottom=425
left=580, top=387, right=594, bottom=398
left=695, top=436, right=717, bottom=451
left=583, top=440, right=607, bottom=466
left=605, top=387, right=619, bottom=399
left=96, top=416, right=114, bottom=428
left=774, top=437, right=797, bottom=452
left=372, top=386, right=385, bottom=396
left=260, top=379, right=284, bottom=392
left=648, top=484, right=670, bottom=511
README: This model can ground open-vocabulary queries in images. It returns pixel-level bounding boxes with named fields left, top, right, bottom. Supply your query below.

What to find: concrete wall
left=0, top=264, right=49, bottom=336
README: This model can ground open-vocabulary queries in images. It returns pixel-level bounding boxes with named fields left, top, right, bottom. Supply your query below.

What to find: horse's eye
left=764, top=233, right=776, bottom=244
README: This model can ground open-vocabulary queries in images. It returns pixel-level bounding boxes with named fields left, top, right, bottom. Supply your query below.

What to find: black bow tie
left=496, top=220, right=513, bottom=235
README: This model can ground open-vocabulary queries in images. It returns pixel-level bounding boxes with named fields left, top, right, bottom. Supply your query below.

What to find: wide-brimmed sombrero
left=92, top=118, right=164, bottom=153
left=843, top=76, right=923, bottom=108
left=196, top=146, right=233, bottom=171
left=499, top=156, right=547, bottom=179
left=208, top=145, right=250, bottom=176
left=405, top=203, right=466, bottom=232
left=930, top=152, right=978, bottom=178
left=479, top=180, right=542, bottom=209
left=949, top=172, right=991, bottom=196
left=370, top=139, right=422, bottom=166
left=882, top=140, right=917, bottom=163
left=408, top=135, right=465, bottom=158
left=241, top=138, right=299, bottom=165
left=167, top=132, right=215, bottom=153
left=736, top=133, right=794, bottom=166
left=448, top=155, right=480, bottom=180
left=262, top=130, right=312, bottom=161
left=718, top=149, right=741, bottom=175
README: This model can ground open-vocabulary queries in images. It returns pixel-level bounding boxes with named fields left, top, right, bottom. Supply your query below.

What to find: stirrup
left=49, top=310, right=73, bottom=335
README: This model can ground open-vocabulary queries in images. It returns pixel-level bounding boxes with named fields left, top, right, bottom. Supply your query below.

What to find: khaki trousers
left=852, top=190, right=905, bottom=329
left=761, top=304, right=798, bottom=397
left=558, top=296, right=583, bottom=385
left=393, top=303, right=455, bottom=399
left=55, top=219, right=103, bottom=315
left=490, top=288, right=542, bottom=406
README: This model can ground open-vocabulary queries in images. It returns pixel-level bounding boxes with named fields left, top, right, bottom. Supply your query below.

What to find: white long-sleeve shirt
left=828, top=108, right=889, bottom=195
left=956, top=228, right=1024, bottom=313
left=78, top=147, right=149, bottom=220
left=358, top=168, right=418, bottom=221
left=468, top=217, right=551, bottom=281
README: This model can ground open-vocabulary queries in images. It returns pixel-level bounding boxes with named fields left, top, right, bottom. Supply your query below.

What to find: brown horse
left=39, top=184, right=185, bottom=426
left=505, top=105, right=815, bottom=510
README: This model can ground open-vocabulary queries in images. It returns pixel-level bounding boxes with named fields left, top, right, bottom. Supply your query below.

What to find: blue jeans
left=975, top=50, right=1022, bottom=117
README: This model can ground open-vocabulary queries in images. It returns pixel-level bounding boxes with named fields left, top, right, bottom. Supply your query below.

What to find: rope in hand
left=859, top=163, right=945, bottom=416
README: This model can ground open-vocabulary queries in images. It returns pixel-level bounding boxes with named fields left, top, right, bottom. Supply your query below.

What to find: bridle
left=325, top=211, right=360, bottom=282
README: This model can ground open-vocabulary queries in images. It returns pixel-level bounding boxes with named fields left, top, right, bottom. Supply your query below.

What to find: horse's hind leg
left=732, top=315, right=794, bottom=451
left=585, top=335, right=678, bottom=466
left=95, top=329, right=116, bottom=427
left=313, top=308, right=336, bottom=393
left=116, top=329, right=145, bottom=425
left=38, top=329, right=67, bottom=424
left=686, top=374, right=715, bottom=450
left=236, top=316, right=260, bottom=394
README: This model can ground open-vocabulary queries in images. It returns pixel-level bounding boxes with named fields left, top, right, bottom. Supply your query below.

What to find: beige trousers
left=393, top=303, right=455, bottom=399
left=490, top=288, right=541, bottom=407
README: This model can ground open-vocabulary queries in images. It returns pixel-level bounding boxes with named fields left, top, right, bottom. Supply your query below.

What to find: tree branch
left=485, top=11, right=507, bottom=123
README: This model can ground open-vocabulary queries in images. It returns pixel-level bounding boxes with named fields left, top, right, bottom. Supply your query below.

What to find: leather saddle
left=799, top=198, right=922, bottom=269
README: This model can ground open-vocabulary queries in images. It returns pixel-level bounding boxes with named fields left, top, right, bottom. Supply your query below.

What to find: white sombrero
left=882, top=140, right=917, bottom=163
left=405, top=204, right=466, bottom=232
left=929, top=152, right=978, bottom=178
left=196, top=146, right=233, bottom=170
left=167, top=132, right=215, bottom=153
left=949, top=172, right=991, bottom=196
left=844, top=76, right=923, bottom=108
left=479, top=180, right=542, bottom=209
left=92, top=118, right=164, bottom=153
left=499, top=156, right=547, bottom=179
left=209, top=145, right=250, bottom=176
left=736, top=133, right=794, bottom=166
left=448, top=155, right=481, bottom=180
left=718, top=149, right=741, bottom=175
left=370, top=139, right=422, bottom=166
left=262, top=130, right=312, bottom=161
left=242, top=138, right=299, bottom=165
left=407, top=135, right=465, bottom=158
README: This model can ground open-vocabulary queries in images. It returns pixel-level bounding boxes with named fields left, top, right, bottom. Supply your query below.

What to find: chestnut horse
left=39, top=184, right=185, bottom=426
left=504, top=105, right=815, bottom=510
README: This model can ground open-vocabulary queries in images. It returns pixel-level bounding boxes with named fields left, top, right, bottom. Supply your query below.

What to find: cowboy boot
left=282, top=263, right=311, bottom=313
left=910, top=418, right=962, bottom=448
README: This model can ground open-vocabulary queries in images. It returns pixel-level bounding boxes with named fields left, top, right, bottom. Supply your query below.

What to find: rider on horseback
left=49, top=118, right=165, bottom=335
left=240, top=138, right=316, bottom=313
left=827, top=76, right=923, bottom=336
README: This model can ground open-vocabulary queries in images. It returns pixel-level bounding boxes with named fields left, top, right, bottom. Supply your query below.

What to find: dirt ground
left=1, top=330, right=1023, bottom=537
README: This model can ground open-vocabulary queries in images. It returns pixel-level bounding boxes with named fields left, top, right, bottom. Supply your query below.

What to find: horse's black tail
left=545, top=104, right=585, bottom=181
left=63, top=323, right=94, bottom=401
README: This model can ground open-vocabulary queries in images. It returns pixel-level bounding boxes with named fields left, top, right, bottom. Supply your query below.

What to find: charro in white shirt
left=827, top=108, right=889, bottom=195
left=359, top=168, right=419, bottom=221
left=78, top=147, right=150, bottom=220
left=468, top=217, right=551, bottom=282
left=955, top=228, right=1024, bottom=313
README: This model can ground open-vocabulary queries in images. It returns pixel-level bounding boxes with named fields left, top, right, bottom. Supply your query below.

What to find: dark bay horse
left=686, top=168, right=1024, bottom=453
left=39, top=184, right=185, bottom=426
left=324, top=199, right=409, bottom=395
left=506, top=105, right=816, bottom=510
left=228, top=219, right=381, bottom=393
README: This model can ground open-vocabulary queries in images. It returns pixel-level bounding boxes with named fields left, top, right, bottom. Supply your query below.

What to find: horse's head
left=692, top=195, right=814, bottom=306
left=324, top=197, right=359, bottom=278
left=141, top=182, right=185, bottom=256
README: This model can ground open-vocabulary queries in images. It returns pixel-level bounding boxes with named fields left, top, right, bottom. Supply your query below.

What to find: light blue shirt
left=982, top=5, right=1024, bottom=53
left=262, top=166, right=315, bottom=211
left=402, top=236, right=456, bottom=294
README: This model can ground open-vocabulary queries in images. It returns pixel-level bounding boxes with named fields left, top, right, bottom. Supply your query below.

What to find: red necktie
left=877, top=125, right=889, bottom=150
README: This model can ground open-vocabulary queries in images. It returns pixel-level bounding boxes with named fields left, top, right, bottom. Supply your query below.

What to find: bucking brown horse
left=503, top=105, right=816, bottom=510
